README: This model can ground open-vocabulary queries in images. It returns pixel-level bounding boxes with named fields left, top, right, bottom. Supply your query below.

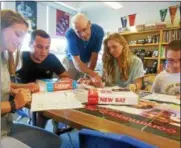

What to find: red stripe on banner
left=88, top=89, right=99, bottom=105
left=169, top=6, right=177, bottom=24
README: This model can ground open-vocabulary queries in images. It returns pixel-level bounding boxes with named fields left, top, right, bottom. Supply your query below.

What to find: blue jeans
left=8, top=123, right=61, bottom=148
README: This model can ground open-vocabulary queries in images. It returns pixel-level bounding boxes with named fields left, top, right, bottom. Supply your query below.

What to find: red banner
left=169, top=6, right=177, bottom=24
left=128, top=14, right=136, bottom=26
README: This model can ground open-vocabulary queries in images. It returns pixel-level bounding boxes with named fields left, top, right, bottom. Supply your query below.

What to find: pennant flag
left=160, top=8, right=168, bottom=22
left=120, top=16, right=127, bottom=28
left=169, top=6, right=177, bottom=24
left=128, top=14, right=136, bottom=26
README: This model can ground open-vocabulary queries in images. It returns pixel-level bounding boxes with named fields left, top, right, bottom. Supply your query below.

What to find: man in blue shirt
left=64, top=13, right=104, bottom=87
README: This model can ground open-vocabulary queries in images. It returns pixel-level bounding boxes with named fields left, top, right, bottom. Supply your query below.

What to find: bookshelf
left=120, top=26, right=180, bottom=74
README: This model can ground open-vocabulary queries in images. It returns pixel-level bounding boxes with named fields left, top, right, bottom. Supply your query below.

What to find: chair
left=9, top=123, right=61, bottom=148
left=79, top=129, right=157, bottom=148
left=16, top=108, right=31, bottom=125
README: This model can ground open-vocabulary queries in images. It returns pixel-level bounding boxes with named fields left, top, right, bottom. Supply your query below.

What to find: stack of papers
left=31, top=91, right=84, bottom=112
left=142, top=93, right=180, bottom=105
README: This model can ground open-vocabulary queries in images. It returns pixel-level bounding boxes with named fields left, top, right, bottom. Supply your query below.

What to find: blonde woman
left=102, top=33, right=144, bottom=91
left=1, top=10, right=60, bottom=148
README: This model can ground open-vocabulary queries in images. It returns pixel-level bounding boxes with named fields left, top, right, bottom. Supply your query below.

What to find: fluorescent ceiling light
left=54, top=2, right=78, bottom=11
left=103, top=2, right=122, bottom=10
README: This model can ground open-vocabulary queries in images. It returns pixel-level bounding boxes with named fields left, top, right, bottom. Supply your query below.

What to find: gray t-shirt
left=114, top=55, right=145, bottom=87
left=0, top=52, right=12, bottom=137
left=151, top=70, right=180, bottom=95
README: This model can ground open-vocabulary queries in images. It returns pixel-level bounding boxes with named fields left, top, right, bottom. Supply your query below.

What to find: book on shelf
left=160, top=46, right=165, bottom=58
left=162, top=29, right=180, bottom=42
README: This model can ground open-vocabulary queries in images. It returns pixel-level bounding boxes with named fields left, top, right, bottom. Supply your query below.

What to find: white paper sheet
left=142, top=93, right=180, bottom=105
left=31, top=91, right=84, bottom=112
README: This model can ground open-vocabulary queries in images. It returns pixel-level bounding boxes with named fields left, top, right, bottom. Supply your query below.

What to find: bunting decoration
left=160, top=8, right=168, bottom=22
left=120, top=16, right=127, bottom=28
left=169, top=6, right=177, bottom=24
left=128, top=14, right=136, bottom=26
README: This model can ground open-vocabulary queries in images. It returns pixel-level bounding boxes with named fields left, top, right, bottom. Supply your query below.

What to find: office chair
left=79, top=129, right=157, bottom=148
left=9, top=123, right=61, bottom=148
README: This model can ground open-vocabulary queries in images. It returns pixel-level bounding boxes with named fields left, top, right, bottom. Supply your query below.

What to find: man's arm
left=11, top=82, right=30, bottom=89
left=58, top=71, right=71, bottom=79
left=11, top=82, right=39, bottom=93
left=88, top=52, right=98, bottom=70
left=72, top=56, right=98, bottom=78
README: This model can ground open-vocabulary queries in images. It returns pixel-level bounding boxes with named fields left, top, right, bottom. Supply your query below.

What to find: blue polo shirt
left=65, top=24, right=104, bottom=63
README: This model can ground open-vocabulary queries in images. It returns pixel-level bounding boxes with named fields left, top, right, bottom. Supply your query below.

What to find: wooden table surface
left=42, top=109, right=180, bottom=148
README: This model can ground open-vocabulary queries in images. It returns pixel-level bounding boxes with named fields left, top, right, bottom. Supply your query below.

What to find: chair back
left=79, top=129, right=157, bottom=148
left=9, top=123, right=61, bottom=148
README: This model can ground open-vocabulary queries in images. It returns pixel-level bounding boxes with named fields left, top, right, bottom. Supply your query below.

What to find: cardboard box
left=88, top=88, right=138, bottom=105
left=37, top=79, right=77, bottom=92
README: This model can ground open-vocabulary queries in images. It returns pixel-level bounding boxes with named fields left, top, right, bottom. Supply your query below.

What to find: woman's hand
left=128, top=84, right=137, bottom=92
left=14, top=89, right=31, bottom=109
left=11, top=88, right=30, bottom=96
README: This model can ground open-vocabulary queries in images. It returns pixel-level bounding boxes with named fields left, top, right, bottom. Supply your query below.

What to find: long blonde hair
left=102, top=33, right=133, bottom=85
left=1, top=10, right=28, bottom=76
left=8, top=50, right=21, bottom=76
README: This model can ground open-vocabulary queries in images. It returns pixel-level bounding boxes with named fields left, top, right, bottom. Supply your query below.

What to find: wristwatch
left=10, top=100, right=16, bottom=113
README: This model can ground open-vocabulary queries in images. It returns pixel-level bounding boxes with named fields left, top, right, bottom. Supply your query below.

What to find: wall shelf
left=121, top=30, right=160, bottom=36
left=160, top=58, right=166, bottom=60
left=129, top=43, right=159, bottom=47
left=121, top=26, right=180, bottom=74
left=144, top=57, right=158, bottom=60
left=162, top=42, right=168, bottom=45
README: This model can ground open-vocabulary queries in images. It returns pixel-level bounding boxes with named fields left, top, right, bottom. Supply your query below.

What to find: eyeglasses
left=166, top=58, right=181, bottom=64
left=75, top=21, right=91, bottom=36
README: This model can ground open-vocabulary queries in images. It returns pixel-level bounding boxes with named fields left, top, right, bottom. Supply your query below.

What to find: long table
left=41, top=99, right=180, bottom=148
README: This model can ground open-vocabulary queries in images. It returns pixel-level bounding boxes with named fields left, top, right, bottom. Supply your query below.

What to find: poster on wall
left=56, top=9, right=70, bottom=36
left=16, top=1, right=37, bottom=31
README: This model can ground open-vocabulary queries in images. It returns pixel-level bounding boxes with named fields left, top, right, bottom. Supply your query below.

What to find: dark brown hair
left=165, top=40, right=180, bottom=57
left=30, top=29, right=50, bottom=45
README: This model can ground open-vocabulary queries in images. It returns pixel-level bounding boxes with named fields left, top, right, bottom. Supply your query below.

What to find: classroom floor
left=13, top=113, right=80, bottom=148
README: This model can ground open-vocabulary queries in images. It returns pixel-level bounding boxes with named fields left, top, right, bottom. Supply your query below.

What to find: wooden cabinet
left=120, top=26, right=180, bottom=75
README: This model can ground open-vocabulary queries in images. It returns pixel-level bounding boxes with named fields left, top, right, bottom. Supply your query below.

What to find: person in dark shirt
left=16, top=29, right=69, bottom=83
left=16, top=29, right=70, bottom=131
